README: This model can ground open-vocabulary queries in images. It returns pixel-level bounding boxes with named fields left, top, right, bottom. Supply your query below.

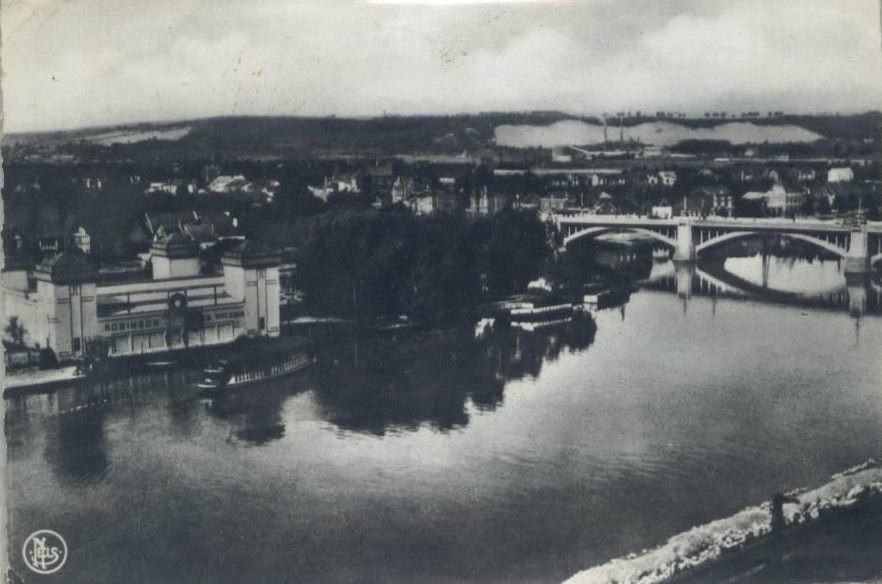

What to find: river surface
left=5, top=255, right=882, bottom=584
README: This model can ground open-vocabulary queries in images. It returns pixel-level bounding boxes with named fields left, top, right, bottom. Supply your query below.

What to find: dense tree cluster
left=287, top=206, right=552, bottom=322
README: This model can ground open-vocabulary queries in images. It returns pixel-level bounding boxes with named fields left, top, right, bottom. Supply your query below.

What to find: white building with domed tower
left=3, top=237, right=281, bottom=363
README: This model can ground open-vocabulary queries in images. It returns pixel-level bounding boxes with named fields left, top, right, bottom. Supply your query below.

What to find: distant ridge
left=4, top=111, right=879, bottom=157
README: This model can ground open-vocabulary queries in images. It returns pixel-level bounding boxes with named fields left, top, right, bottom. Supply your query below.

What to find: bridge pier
left=672, top=220, right=696, bottom=262
left=844, top=227, right=870, bottom=276
left=673, top=260, right=696, bottom=299
left=847, top=277, right=868, bottom=317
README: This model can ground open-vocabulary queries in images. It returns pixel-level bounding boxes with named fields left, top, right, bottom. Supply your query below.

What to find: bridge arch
left=694, top=230, right=848, bottom=259
left=563, top=226, right=677, bottom=249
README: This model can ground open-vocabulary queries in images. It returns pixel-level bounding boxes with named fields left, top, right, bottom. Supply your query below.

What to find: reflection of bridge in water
left=557, top=215, right=882, bottom=317
left=642, top=259, right=882, bottom=317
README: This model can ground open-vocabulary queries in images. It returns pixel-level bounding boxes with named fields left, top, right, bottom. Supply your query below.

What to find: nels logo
left=22, top=530, right=68, bottom=575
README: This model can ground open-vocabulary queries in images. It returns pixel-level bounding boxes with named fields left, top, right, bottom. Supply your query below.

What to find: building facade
left=2, top=238, right=281, bottom=362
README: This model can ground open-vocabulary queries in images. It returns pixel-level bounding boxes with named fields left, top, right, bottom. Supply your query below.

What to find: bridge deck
left=557, top=215, right=882, bottom=234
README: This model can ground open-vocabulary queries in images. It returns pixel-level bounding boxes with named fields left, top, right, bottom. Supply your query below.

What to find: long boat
left=509, top=302, right=574, bottom=321
left=196, top=340, right=315, bottom=393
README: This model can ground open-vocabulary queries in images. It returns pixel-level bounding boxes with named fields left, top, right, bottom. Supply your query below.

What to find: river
left=5, top=252, right=882, bottom=584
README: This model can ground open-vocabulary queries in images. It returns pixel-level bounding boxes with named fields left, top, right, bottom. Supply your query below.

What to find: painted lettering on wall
left=205, top=310, right=245, bottom=323
left=103, top=318, right=163, bottom=333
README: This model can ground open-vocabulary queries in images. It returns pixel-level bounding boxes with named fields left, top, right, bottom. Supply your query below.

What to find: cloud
left=2, top=0, right=879, bottom=132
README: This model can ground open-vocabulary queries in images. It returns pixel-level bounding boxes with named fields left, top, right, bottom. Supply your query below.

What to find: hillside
left=4, top=111, right=878, bottom=159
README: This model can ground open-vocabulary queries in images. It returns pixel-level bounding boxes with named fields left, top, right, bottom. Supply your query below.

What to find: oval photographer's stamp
left=22, top=530, right=68, bottom=575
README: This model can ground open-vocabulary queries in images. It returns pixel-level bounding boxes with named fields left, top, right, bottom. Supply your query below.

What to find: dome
left=222, top=240, right=281, bottom=269
left=151, top=232, right=199, bottom=259
left=34, top=251, right=95, bottom=284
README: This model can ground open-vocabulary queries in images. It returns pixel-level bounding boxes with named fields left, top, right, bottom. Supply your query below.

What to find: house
left=593, top=192, right=617, bottom=215
left=646, top=173, right=660, bottom=186
left=144, top=211, right=201, bottom=239
left=658, top=171, right=677, bottom=187
left=514, top=193, right=542, bottom=210
left=651, top=198, right=673, bottom=219
left=683, top=186, right=734, bottom=217
left=591, top=173, right=627, bottom=188
left=205, top=175, right=277, bottom=203
left=789, top=167, right=817, bottom=183
left=145, top=181, right=194, bottom=196
left=409, top=190, right=459, bottom=215
left=307, top=186, right=333, bottom=202
left=763, top=184, right=805, bottom=216
left=438, top=177, right=457, bottom=192
left=548, top=173, right=587, bottom=189
left=539, top=192, right=569, bottom=214
left=392, top=176, right=434, bottom=205
left=72, top=226, right=91, bottom=255
left=551, top=148, right=572, bottom=163
left=828, top=167, right=854, bottom=183
left=363, top=162, right=396, bottom=192
left=470, top=190, right=512, bottom=216
left=8, top=207, right=90, bottom=256
left=207, top=174, right=251, bottom=194
left=143, top=211, right=241, bottom=250
left=325, top=171, right=361, bottom=193
left=407, top=193, right=436, bottom=215
left=81, top=173, right=107, bottom=191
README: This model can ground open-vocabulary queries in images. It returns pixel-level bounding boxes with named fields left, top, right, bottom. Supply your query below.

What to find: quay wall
left=562, top=459, right=882, bottom=584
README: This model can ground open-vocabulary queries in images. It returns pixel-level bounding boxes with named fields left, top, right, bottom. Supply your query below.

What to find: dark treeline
left=275, top=206, right=551, bottom=322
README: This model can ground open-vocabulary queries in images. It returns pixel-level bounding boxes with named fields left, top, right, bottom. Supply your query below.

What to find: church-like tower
left=221, top=240, right=281, bottom=337
left=33, top=252, right=98, bottom=360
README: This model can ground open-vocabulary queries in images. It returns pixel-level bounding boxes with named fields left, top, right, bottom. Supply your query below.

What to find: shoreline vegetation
left=563, top=459, right=882, bottom=584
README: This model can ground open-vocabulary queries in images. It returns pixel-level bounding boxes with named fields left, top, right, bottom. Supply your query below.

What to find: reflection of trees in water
left=313, top=313, right=597, bottom=435
left=553, top=239, right=654, bottom=295
left=203, top=375, right=314, bottom=445
left=43, top=408, right=110, bottom=486
left=5, top=398, right=43, bottom=461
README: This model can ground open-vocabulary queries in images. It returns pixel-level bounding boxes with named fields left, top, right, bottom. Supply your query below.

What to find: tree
left=4, top=317, right=26, bottom=346
left=800, top=196, right=815, bottom=217
left=479, top=208, right=551, bottom=296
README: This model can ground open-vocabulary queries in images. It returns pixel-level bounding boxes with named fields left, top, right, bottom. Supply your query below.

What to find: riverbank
left=563, top=460, right=882, bottom=584
left=664, top=496, right=882, bottom=584
left=4, top=365, right=83, bottom=391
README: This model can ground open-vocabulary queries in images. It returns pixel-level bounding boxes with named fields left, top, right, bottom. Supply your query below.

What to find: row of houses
left=4, top=206, right=248, bottom=265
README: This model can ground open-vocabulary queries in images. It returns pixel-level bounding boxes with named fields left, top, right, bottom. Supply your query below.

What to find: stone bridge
left=555, top=215, right=882, bottom=275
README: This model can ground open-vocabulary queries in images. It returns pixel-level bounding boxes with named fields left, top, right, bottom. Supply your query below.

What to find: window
left=72, top=337, right=81, bottom=353
left=69, top=284, right=81, bottom=296
left=257, top=269, right=266, bottom=278
left=258, top=317, right=265, bottom=331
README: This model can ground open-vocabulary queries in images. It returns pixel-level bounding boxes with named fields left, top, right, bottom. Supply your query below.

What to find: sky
left=2, top=0, right=881, bottom=133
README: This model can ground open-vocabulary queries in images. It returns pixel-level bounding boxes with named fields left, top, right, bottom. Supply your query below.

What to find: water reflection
left=311, top=313, right=597, bottom=435
left=203, top=374, right=315, bottom=445
left=643, top=255, right=882, bottom=317
left=5, top=258, right=882, bottom=584
left=44, top=407, right=111, bottom=486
